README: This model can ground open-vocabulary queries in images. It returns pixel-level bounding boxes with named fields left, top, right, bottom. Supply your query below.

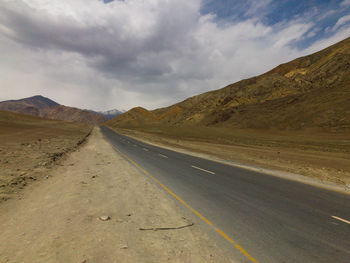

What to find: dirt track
left=0, top=128, right=230, bottom=263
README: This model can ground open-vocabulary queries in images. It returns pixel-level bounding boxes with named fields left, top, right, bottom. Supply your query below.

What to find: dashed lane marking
left=158, top=153, right=168, bottom=158
left=191, top=165, right=215, bottom=175
left=332, top=216, right=350, bottom=224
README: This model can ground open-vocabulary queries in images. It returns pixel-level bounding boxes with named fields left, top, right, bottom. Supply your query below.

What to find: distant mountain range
left=0, top=95, right=121, bottom=125
left=89, top=109, right=124, bottom=120
left=107, top=37, right=350, bottom=132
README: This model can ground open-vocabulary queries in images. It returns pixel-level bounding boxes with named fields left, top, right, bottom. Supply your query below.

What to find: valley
left=2, top=1, right=350, bottom=262
left=1, top=32, right=349, bottom=263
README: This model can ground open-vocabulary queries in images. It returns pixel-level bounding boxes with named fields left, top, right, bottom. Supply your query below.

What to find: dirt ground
left=111, top=128, right=350, bottom=191
left=0, top=111, right=91, bottom=202
left=0, top=128, right=231, bottom=263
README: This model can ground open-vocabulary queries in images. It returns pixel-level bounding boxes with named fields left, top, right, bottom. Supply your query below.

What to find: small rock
left=46, top=176, right=49, bottom=179
left=120, top=244, right=128, bottom=249
left=99, top=215, right=110, bottom=221
left=91, top=175, right=96, bottom=178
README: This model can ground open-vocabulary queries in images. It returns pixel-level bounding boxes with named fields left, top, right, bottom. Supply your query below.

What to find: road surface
left=101, top=126, right=350, bottom=263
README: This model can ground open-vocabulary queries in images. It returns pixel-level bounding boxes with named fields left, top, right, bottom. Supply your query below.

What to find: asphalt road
left=101, top=126, right=350, bottom=263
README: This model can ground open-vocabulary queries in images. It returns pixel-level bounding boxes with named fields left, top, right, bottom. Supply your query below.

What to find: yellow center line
left=112, top=144, right=258, bottom=263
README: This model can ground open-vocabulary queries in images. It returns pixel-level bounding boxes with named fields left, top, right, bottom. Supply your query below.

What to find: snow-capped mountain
left=98, top=109, right=124, bottom=120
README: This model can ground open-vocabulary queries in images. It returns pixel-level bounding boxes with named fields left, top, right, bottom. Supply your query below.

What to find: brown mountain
left=107, top=37, right=350, bottom=132
left=0, top=95, right=106, bottom=125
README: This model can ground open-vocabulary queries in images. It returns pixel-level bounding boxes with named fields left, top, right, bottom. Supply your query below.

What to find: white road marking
left=143, top=148, right=149, bottom=151
left=158, top=154, right=168, bottom=158
left=133, top=144, right=137, bottom=147
left=191, top=165, right=215, bottom=175
left=332, top=216, right=350, bottom=224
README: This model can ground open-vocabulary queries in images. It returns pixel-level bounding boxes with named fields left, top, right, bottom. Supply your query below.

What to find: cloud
left=341, top=0, right=350, bottom=7
left=245, top=0, right=272, bottom=17
left=304, top=25, right=350, bottom=54
left=0, top=0, right=348, bottom=111
left=332, top=14, right=350, bottom=31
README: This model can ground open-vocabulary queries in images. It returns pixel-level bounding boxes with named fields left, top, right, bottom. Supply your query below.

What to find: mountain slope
left=1, top=95, right=59, bottom=108
left=0, top=96, right=106, bottom=125
left=108, top=37, right=350, bottom=132
left=0, top=95, right=59, bottom=116
left=40, top=105, right=106, bottom=125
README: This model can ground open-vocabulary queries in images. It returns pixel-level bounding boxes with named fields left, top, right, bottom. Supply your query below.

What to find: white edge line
left=158, top=153, right=168, bottom=158
left=143, top=148, right=149, bottom=151
left=332, top=216, right=350, bottom=224
left=191, top=165, right=215, bottom=175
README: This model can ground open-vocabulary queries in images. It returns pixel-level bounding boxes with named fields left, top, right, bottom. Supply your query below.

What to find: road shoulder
left=0, top=127, right=231, bottom=263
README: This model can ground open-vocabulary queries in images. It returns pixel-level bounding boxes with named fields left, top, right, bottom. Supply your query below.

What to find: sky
left=0, top=0, right=349, bottom=111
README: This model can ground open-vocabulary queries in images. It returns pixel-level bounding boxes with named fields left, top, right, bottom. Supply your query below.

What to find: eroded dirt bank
left=0, top=128, right=230, bottom=263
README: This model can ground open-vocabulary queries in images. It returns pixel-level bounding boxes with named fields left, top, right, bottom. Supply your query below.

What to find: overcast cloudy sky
left=0, top=0, right=349, bottom=111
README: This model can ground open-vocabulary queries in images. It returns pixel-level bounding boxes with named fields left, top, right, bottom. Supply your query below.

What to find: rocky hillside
left=0, top=95, right=106, bottom=125
left=108, top=37, right=350, bottom=132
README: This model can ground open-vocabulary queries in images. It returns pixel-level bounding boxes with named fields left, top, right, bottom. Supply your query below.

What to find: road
left=101, top=126, right=350, bottom=263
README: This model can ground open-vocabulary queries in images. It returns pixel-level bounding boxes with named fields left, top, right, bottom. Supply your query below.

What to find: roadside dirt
left=0, top=112, right=91, bottom=202
left=0, top=128, right=231, bottom=263
left=111, top=128, right=350, bottom=191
